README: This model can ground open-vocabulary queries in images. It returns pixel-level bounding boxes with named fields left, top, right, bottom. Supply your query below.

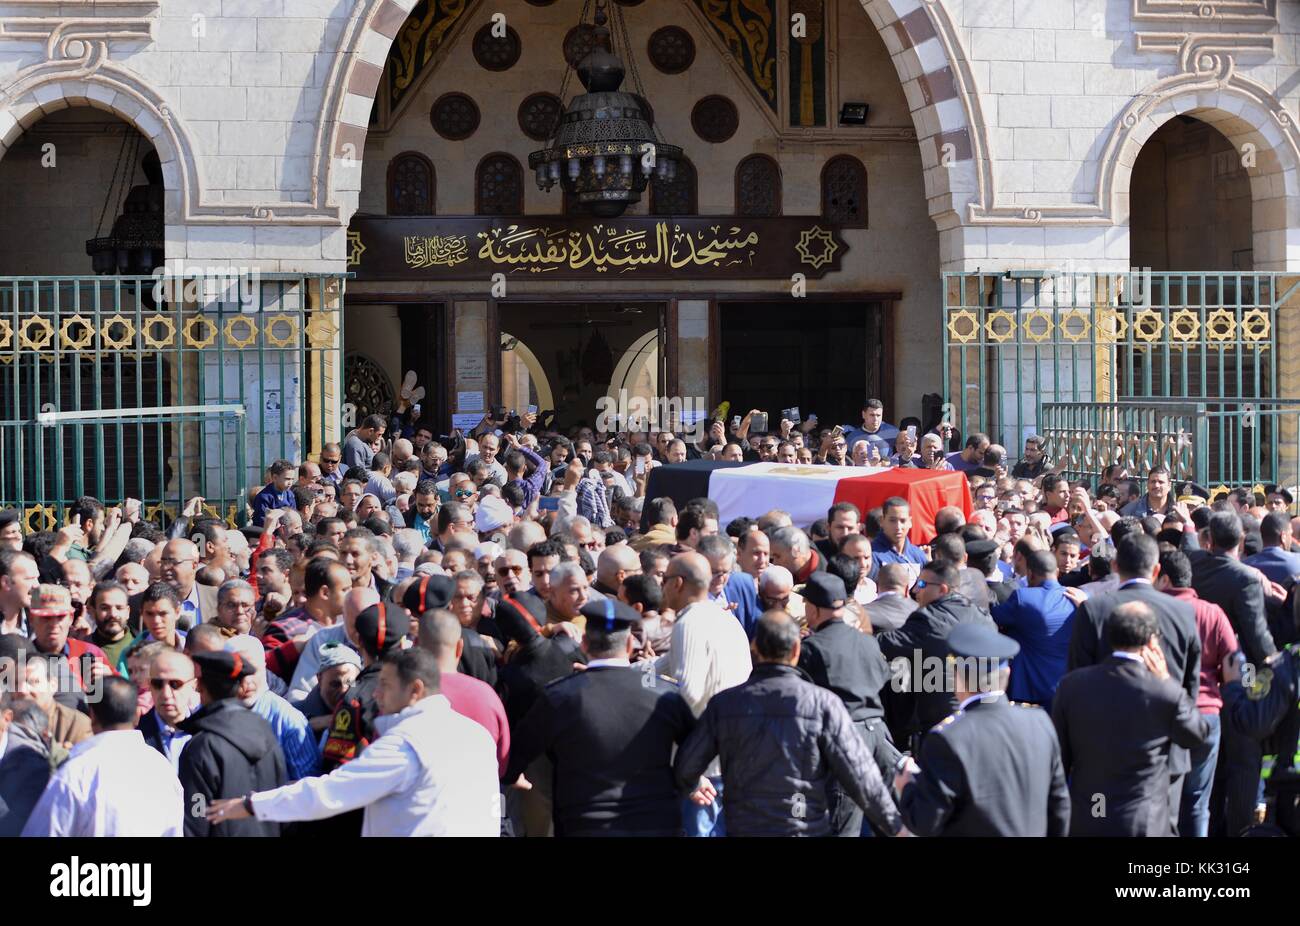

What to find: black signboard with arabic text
left=346, top=215, right=848, bottom=280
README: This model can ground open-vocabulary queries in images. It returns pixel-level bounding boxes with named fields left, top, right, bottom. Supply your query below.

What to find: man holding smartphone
left=843, top=399, right=897, bottom=461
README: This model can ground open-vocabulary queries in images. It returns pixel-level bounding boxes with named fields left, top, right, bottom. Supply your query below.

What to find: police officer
left=895, top=624, right=1070, bottom=836
left=322, top=601, right=408, bottom=770
left=797, top=572, right=899, bottom=836
left=506, top=598, right=695, bottom=837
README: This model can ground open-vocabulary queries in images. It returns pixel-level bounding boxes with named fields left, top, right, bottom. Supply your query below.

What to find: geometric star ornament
left=347, top=230, right=366, bottom=268
left=305, top=311, right=339, bottom=349
left=795, top=225, right=839, bottom=270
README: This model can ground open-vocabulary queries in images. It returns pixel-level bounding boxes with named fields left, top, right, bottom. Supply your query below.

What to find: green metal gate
left=0, top=273, right=346, bottom=528
left=942, top=271, right=1295, bottom=486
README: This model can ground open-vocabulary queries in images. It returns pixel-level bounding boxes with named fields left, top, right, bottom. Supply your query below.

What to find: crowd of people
left=0, top=397, right=1297, bottom=838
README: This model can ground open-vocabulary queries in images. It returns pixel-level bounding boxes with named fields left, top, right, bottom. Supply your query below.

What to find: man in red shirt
left=1156, top=549, right=1238, bottom=838
left=416, top=607, right=509, bottom=779
left=1040, top=474, right=1072, bottom=525
left=27, top=584, right=113, bottom=713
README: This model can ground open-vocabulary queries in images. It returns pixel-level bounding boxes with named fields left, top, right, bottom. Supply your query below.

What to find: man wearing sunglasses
left=876, top=560, right=997, bottom=744
left=138, top=648, right=199, bottom=771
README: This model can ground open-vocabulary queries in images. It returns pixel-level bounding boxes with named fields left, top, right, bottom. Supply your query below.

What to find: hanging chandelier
left=528, top=0, right=681, bottom=218
left=86, top=133, right=165, bottom=276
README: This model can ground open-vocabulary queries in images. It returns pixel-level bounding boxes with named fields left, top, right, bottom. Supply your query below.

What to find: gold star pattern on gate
left=263, top=314, right=299, bottom=348
left=142, top=314, right=177, bottom=350
left=1169, top=310, right=1200, bottom=344
left=19, top=315, right=54, bottom=351
left=984, top=310, right=1015, bottom=343
left=24, top=504, right=57, bottom=532
left=1205, top=309, right=1237, bottom=342
left=1241, top=309, right=1270, bottom=342
left=0, top=318, right=11, bottom=350
left=305, top=311, right=339, bottom=349
left=1058, top=309, right=1090, bottom=342
left=1132, top=310, right=1163, bottom=343
left=1022, top=310, right=1054, bottom=343
left=1094, top=308, right=1128, bottom=343
left=223, top=316, right=259, bottom=349
left=100, top=314, right=136, bottom=350
left=946, top=308, right=978, bottom=344
left=59, top=314, right=95, bottom=350
left=183, top=315, right=218, bottom=349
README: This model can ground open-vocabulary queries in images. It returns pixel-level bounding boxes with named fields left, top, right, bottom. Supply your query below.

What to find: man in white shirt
left=22, top=676, right=183, bottom=836
left=205, top=648, right=500, bottom=837
left=662, top=552, right=752, bottom=837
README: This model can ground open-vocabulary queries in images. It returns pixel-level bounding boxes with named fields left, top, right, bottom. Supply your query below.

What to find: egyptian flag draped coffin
left=643, top=461, right=971, bottom=544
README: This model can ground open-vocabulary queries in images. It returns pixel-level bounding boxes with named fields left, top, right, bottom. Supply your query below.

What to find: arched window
left=476, top=152, right=524, bottom=215
left=650, top=158, right=697, bottom=216
left=821, top=155, right=868, bottom=228
left=735, top=154, right=781, bottom=217
left=387, top=152, right=434, bottom=215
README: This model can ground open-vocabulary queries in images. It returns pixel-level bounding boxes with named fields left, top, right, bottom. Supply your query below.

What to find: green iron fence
left=943, top=270, right=1294, bottom=488
left=0, top=273, right=346, bottom=528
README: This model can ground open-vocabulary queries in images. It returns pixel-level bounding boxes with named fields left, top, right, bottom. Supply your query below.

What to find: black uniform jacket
left=507, top=664, right=695, bottom=836
left=900, top=693, right=1070, bottom=837
left=179, top=699, right=286, bottom=837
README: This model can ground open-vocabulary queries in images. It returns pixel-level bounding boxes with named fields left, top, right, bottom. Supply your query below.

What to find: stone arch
left=853, top=0, right=987, bottom=232
left=329, top=0, right=987, bottom=236
left=1104, top=60, right=1300, bottom=271
left=0, top=69, right=190, bottom=225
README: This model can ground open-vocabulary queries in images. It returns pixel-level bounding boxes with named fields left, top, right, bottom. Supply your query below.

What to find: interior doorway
left=498, top=302, right=664, bottom=432
left=719, top=301, right=888, bottom=430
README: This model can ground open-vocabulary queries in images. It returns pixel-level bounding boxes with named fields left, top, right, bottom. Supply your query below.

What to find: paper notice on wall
left=457, top=391, right=484, bottom=412
left=452, top=413, right=485, bottom=432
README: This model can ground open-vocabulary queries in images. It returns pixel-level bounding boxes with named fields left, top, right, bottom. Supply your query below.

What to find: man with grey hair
left=288, top=587, right=378, bottom=702
left=546, top=561, right=589, bottom=626
left=769, top=525, right=825, bottom=587
left=506, top=520, right=546, bottom=554
left=391, top=529, right=424, bottom=582
left=213, top=578, right=256, bottom=638
left=697, top=534, right=761, bottom=637
left=226, top=635, right=319, bottom=781
left=115, top=561, right=150, bottom=597
left=758, top=564, right=806, bottom=624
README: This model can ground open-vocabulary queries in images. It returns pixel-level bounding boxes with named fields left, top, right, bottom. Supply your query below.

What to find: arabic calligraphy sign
left=347, top=216, right=848, bottom=280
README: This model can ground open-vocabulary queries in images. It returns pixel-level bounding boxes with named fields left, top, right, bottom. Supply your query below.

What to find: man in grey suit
left=864, top=564, right=917, bottom=633
left=1068, top=532, right=1200, bottom=833
left=1054, top=602, right=1209, bottom=836
left=132, top=538, right=220, bottom=632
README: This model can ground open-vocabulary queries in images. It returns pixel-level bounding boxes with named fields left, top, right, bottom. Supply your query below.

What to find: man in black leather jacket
left=673, top=610, right=902, bottom=837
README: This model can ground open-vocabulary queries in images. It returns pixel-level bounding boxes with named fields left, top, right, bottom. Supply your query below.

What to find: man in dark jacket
left=179, top=650, right=286, bottom=837
left=877, top=561, right=996, bottom=742
left=674, top=610, right=903, bottom=838
left=1068, top=532, right=1200, bottom=832
left=1053, top=602, right=1209, bottom=837
left=0, top=690, right=51, bottom=837
left=507, top=599, right=694, bottom=836
left=898, top=624, right=1070, bottom=836
left=797, top=573, right=898, bottom=836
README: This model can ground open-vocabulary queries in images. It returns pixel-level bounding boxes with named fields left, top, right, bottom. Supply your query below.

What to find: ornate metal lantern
left=86, top=142, right=165, bottom=276
left=528, top=0, right=681, bottom=218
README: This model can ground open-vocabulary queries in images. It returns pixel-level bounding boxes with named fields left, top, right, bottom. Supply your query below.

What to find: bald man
left=287, top=587, right=377, bottom=701
left=138, top=538, right=218, bottom=630
left=418, top=609, right=509, bottom=778
left=593, top=545, right=642, bottom=598
left=663, top=551, right=752, bottom=838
